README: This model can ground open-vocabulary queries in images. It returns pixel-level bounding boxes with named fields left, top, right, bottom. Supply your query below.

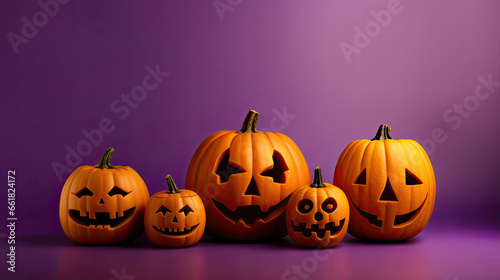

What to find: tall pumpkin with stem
left=186, top=110, right=310, bottom=240
left=333, top=125, right=436, bottom=241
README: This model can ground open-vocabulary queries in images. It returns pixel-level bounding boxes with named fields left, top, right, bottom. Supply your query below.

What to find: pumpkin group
left=287, top=167, right=349, bottom=248
left=186, top=110, right=310, bottom=240
left=333, top=125, right=436, bottom=241
left=59, top=148, right=149, bottom=245
left=145, top=175, right=206, bottom=247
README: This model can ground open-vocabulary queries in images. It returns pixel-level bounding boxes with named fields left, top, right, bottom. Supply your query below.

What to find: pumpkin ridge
left=269, top=132, right=301, bottom=198
left=350, top=140, right=370, bottom=204
left=194, top=132, right=237, bottom=200
left=60, top=166, right=81, bottom=240
left=280, top=133, right=310, bottom=184
left=364, top=141, right=378, bottom=237
left=186, top=130, right=233, bottom=188
left=395, top=140, right=414, bottom=213
left=189, top=131, right=233, bottom=189
left=406, top=140, right=435, bottom=224
left=250, top=132, right=272, bottom=206
left=334, top=140, right=359, bottom=183
left=273, top=133, right=305, bottom=194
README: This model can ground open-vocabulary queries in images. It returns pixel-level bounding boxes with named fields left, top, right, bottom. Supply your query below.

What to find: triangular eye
left=216, top=150, right=244, bottom=183
left=179, top=205, right=193, bottom=216
left=156, top=205, right=171, bottom=215
left=107, top=186, right=130, bottom=197
left=405, top=169, right=422, bottom=185
left=260, top=153, right=288, bottom=183
left=74, top=187, right=93, bottom=198
left=354, top=169, right=367, bottom=185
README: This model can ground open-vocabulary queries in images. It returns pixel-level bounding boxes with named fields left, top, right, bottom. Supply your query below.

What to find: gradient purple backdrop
left=1, top=0, right=499, bottom=244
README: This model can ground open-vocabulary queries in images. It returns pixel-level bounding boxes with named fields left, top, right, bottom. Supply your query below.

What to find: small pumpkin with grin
left=59, top=148, right=149, bottom=245
left=287, top=167, right=349, bottom=248
left=144, top=175, right=206, bottom=247
left=333, top=125, right=436, bottom=241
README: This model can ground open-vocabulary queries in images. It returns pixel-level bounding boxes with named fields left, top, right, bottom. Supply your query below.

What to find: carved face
left=59, top=148, right=149, bottom=245
left=144, top=176, right=206, bottom=247
left=186, top=110, right=310, bottom=240
left=287, top=167, right=349, bottom=248
left=333, top=125, right=436, bottom=240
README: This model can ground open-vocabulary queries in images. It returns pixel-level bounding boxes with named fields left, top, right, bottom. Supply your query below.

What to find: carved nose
left=379, top=178, right=398, bottom=201
left=99, top=198, right=105, bottom=204
left=172, top=216, right=178, bottom=223
left=314, top=212, right=323, bottom=221
left=244, top=178, right=260, bottom=196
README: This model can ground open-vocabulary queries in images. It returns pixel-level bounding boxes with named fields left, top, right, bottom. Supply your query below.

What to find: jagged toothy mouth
left=153, top=224, right=199, bottom=236
left=211, top=195, right=291, bottom=226
left=349, top=194, right=428, bottom=227
left=290, top=219, right=346, bottom=238
left=69, top=207, right=135, bottom=228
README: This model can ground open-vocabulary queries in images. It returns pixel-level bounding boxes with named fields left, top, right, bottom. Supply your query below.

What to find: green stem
left=237, top=110, right=260, bottom=134
left=165, top=175, right=181, bottom=194
left=94, top=148, right=115, bottom=169
left=310, top=167, right=326, bottom=188
left=371, top=124, right=393, bottom=141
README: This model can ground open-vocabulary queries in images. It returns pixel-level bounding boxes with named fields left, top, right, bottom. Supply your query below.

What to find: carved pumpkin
left=145, top=175, right=206, bottom=247
left=333, top=125, right=436, bottom=240
left=287, top=167, right=349, bottom=248
left=59, top=148, right=149, bottom=245
left=186, top=110, right=310, bottom=240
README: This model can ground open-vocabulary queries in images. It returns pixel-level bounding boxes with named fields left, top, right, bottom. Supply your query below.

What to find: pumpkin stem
left=372, top=124, right=393, bottom=141
left=94, top=147, right=115, bottom=169
left=165, top=175, right=181, bottom=194
left=311, top=167, right=326, bottom=188
left=237, top=110, right=260, bottom=134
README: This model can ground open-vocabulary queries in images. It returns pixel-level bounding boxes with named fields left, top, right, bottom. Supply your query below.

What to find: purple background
left=1, top=0, right=499, bottom=279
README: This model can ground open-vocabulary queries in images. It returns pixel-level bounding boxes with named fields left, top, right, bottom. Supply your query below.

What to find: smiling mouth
left=69, top=207, right=135, bottom=228
left=211, top=195, right=291, bottom=226
left=349, top=194, right=427, bottom=227
left=153, top=224, right=199, bottom=236
left=290, top=219, right=345, bottom=238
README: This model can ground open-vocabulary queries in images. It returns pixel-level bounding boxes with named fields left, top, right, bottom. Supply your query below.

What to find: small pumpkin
left=59, top=148, right=149, bottom=245
left=144, top=175, right=206, bottom=247
left=186, top=110, right=310, bottom=240
left=333, top=125, right=436, bottom=241
left=287, top=167, right=349, bottom=248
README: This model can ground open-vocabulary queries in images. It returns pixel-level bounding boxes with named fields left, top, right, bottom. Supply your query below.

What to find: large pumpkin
left=186, top=110, right=310, bottom=240
left=145, top=175, right=206, bottom=247
left=333, top=125, right=435, bottom=241
left=287, top=167, right=349, bottom=248
left=59, top=148, right=149, bottom=245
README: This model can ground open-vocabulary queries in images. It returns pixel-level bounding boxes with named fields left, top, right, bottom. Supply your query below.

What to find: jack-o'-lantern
left=287, top=167, right=349, bottom=248
left=186, top=110, right=310, bottom=240
left=59, top=148, right=149, bottom=245
left=333, top=125, right=436, bottom=240
left=145, top=175, right=206, bottom=247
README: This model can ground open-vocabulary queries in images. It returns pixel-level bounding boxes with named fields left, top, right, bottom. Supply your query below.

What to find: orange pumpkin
left=333, top=125, right=436, bottom=240
left=144, top=175, right=206, bottom=247
left=59, top=148, right=149, bottom=245
left=186, top=110, right=310, bottom=240
left=287, top=167, right=349, bottom=248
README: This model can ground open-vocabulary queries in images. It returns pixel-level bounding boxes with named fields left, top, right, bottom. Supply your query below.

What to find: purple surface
left=1, top=0, right=500, bottom=279
left=3, top=226, right=500, bottom=280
